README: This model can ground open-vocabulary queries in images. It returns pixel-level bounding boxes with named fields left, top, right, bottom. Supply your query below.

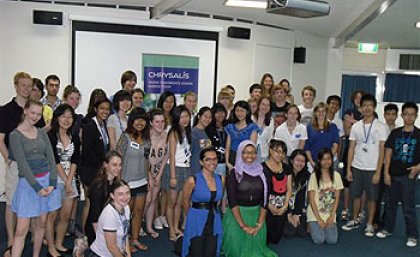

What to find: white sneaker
left=376, top=230, right=392, bottom=239
left=160, top=216, right=169, bottom=228
left=364, top=225, right=375, bottom=237
left=406, top=238, right=417, bottom=247
left=154, top=217, right=163, bottom=230
left=342, top=220, right=360, bottom=231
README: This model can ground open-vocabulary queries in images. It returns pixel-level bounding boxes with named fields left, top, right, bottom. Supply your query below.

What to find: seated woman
left=222, top=140, right=277, bottom=257
left=307, top=148, right=343, bottom=245
left=85, top=151, right=122, bottom=245
left=182, top=148, right=224, bottom=257
left=85, top=180, right=131, bottom=257
left=283, top=149, right=310, bottom=238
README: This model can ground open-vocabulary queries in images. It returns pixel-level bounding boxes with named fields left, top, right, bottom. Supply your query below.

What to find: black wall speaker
left=227, top=26, right=251, bottom=40
left=33, top=10, right=63, bottom=25
left=294, top=47, right=306, bottom=63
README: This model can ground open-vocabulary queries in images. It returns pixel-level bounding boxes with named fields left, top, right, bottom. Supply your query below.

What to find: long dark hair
left=230, top=100, right=253, bottom=125
left=86, top=89, right=107, bottom=118
left=193, top=106, right=211, bottom=127
left=169, top=105, right=192, bottom=144
left=289, top=149, right=308, bottom=188
left=126, top=107, right=150, bottom=141
left=156, top=91, right=176, bottom=114
left=88, top=150, right=122, bottom=196
left=106, top=179, right=130, bottom=207
left=208, top=103, right=227, bottom=129
left=49, top=103, right=75, bottom=136
left=314, top=148, right=334, bottom=188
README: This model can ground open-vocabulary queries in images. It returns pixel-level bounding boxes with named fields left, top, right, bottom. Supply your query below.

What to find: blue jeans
left=384, top=175, right=418, bottom=239
left=309, top=221, right=338, bottom=245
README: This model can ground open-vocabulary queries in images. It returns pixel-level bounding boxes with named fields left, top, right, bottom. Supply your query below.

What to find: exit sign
left=358, top=43, right=379, bottom=54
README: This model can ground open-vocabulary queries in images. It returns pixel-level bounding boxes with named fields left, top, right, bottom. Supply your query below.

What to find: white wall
left=0, top=1, right=339, bottom=196
left=0, top=0, right=336, bottom=105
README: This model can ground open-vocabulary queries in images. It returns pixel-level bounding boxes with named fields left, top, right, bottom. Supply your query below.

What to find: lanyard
left=216, top=127, right=225, bottom=146
left=117, top=115, right=126, bottom=134
left=363, top=119, right=375, bottom=144
left=94, top=117, right=109, bottom=150
left=401, top=128, right=414, bottom=142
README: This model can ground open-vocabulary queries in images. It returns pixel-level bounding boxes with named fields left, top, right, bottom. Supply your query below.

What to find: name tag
left=130, top=142, right=140, bottom=149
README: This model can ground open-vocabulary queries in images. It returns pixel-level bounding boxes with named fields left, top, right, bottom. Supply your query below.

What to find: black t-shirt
left=262, top=162, right=291, bottom=208
left=226, top=169, right=266, bottom=208
left=0, top=98, right=45, bottom=148
left=385, top=126, right=420, bottom=176
left=271, top=102, right=290, bottom=117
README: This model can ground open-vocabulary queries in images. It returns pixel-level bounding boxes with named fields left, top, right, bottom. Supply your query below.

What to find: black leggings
left=188, top=233, right=217, bottom=257
left=266, top=211, right=287, bottom=244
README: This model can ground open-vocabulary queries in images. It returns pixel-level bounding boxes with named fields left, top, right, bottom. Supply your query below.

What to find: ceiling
left=21, top=0, right=420, bottom=49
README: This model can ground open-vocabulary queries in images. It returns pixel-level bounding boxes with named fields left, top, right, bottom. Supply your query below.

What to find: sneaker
left=160, top=216, right=169, bottom=228
left=342, top=220, right=360, bottom=231
left=154, top=217, right=163, bottom=230
left=376, top=230, right=392, bottom=239
left=341, top=209, right=350, bottom=221
left=406, top=238, right=417, bottom=247
left=364, top=225, right=375, bottom=237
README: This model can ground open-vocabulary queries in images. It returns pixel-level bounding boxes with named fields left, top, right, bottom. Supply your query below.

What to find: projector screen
left=72, top=21, right=218, bottom=114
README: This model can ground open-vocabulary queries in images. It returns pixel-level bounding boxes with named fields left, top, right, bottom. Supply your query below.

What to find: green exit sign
left=358, top=43, right=379, bottom=54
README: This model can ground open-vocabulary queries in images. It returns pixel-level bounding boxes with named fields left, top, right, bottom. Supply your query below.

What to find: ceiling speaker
left=227, top=26, right=251, bottom=40
left=33, top=10, right=63, bottom=25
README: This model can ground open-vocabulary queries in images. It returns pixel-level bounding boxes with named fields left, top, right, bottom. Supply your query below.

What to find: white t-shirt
left=330, top=116, right=344, bottom=138
left=349, top=119, right=388, bottom=170
left=298, top=105, right=313, bottom=126
left=274, top=122, right=307, bottom=156
left=256, top=118, right=275, bottom=161
left=107, top=114, right=128, bottom=143
left=91, top=204, right=130, bottom=257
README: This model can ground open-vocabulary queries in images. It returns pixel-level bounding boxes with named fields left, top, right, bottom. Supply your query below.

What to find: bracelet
left=255, top=222, right=262, bottom=228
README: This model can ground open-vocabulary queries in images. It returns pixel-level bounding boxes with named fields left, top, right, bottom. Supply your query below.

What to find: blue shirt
left=304, top=123, right=339, bottom=160
left=225, top=122, right=259, bottom=152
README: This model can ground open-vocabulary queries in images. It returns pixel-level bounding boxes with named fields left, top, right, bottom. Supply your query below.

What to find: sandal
left=3, top=245, right=12, bottom=257
left=146, top=229, right=159, bottom=239
left=131, top=241, right=148, bottom=251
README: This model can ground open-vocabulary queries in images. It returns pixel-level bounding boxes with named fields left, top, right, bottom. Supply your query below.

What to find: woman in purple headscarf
left=222, top=140, right=278, bottom=257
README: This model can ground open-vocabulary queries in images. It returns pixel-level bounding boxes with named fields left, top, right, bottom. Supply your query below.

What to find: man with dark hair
left=342, top=94, right=387, bottom=238
left=383, top=103, right=398, bottom=132
left=41, top=74, right=62, bottom=110
left=249, top=83, right=262, bottom=100
left=376, top=102, right=419, bottom=247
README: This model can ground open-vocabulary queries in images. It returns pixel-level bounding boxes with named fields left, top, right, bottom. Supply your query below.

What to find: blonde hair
left=14, top=72, right=32, bottom=86
left=311, top=102, right=330, bottom=131
left=217, top=89, right=234, bottom=110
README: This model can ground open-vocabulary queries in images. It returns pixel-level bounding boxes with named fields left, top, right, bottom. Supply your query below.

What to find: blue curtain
left=383, top=73, right=420, bottom=103
left=340, top=74, right=377, bottom=117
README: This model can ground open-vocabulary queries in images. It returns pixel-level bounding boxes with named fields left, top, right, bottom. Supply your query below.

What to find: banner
left=143, top=54, right=199, bottom=93
left=142, top=54, right=199, bottom=110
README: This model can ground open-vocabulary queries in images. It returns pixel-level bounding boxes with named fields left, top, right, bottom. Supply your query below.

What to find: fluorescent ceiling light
left=416, top=21, right=420, bottom=29
left=224, top=0, right=267, bottom=9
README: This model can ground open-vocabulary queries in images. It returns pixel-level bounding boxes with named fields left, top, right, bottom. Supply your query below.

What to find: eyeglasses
left=242, top=151, right=257, bottom=155
left=203, top=157, right=218, bottom=162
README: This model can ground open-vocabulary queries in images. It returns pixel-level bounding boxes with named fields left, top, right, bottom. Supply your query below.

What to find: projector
left=267, top=0, right=330, bottom=18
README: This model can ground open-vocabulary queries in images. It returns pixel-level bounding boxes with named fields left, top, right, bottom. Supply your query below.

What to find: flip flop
left=131, top=241, right=148, bottom=251
left=147, top=230, right=159, bottom=239
left=3, top=245, right=12, bottom=257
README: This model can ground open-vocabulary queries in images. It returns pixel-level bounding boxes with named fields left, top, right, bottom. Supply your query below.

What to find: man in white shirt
left=342, top=94, right=388, bottom=238
left=298, top=85, right=316, bottom=126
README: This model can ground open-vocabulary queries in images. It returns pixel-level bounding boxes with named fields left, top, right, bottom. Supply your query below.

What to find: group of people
left=0, top=70, right=418, bottom=257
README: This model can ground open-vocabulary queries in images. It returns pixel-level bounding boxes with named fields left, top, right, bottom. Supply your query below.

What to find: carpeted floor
left=0, top=202, right=418, bottom=257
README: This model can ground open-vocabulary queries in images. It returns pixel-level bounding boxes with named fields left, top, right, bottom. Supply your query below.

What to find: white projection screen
left=72, top=21, right=218, bottom=114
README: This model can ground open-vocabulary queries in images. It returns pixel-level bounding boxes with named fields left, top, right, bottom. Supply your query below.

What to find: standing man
left=0, top=72, right=45, bottom=257
left=41, top=74, right=62, bottom=111
left=376, top=102, right=419, bottom=247
left=342, top=94, right=388, bottom=237
left=249, top=83, right=263, bottom=100
left=184, top=91, right=198, bottom=126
